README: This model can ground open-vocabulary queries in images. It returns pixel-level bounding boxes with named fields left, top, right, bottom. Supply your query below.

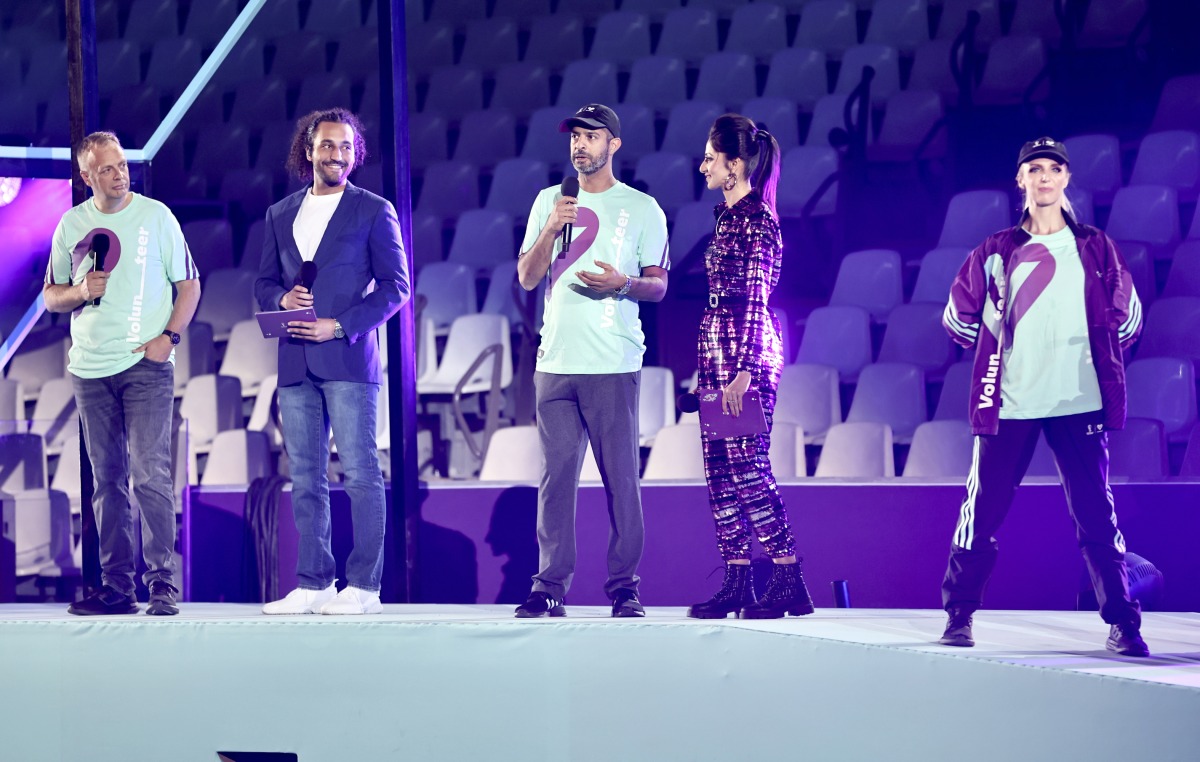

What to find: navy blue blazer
left=255, top=183, right=410, bottom=386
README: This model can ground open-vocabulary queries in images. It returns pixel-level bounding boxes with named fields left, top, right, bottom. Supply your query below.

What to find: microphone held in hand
left=91, top=233, right=110, bottom=307
left=296, top=260, right=318, bottom=292
left=560, top=176, right=579, bottom=253
left=677, top=392, right=700, bottom=414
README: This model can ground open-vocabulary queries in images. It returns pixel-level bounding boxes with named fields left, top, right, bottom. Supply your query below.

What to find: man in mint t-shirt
left=515, top=104, right=670, bottom=618
left=43, top=131, right=200, bottom=616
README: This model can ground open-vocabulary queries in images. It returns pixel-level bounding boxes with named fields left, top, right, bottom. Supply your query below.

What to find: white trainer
left=262, top=583, right=337, bottom=615
left=319, top=586, right=383, bottom=615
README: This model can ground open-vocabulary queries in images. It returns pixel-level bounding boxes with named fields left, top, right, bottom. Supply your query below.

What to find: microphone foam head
left=92, top=233, right=110, bottom=254
left=298, top=260, right=318, bottom=289
left=677, top=392, right=700, bottom=414
left=560, top=177, right=580, bottom=197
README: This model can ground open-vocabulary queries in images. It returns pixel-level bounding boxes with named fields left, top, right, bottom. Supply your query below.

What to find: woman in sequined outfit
left=686, top=114, right=815, bottom=620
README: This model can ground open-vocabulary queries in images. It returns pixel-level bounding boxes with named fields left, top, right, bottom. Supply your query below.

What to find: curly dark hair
left=285, top=108, right=368, bottom=181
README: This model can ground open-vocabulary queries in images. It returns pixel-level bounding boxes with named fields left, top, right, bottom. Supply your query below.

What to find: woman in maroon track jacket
left=937, top=137, right=1150, bottom=656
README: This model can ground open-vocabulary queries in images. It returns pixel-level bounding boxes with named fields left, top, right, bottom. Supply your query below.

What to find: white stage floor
left=2, top=606, right=1198, bottom=761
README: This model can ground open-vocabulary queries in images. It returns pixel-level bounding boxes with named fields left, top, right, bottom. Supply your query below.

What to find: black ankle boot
left=687, top=564, right=756, bottom=619
left=741, top=562, right=815, bottom=619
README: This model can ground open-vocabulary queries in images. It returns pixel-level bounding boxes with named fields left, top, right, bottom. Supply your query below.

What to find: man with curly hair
left=254, top=108, right=410, bottom=615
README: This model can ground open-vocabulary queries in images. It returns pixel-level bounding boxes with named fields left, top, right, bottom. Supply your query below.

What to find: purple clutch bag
left=694, top=388, right=768, bottom=440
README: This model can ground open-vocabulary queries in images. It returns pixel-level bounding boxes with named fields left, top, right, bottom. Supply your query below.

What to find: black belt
left=708, top=293, right=749, bottom=308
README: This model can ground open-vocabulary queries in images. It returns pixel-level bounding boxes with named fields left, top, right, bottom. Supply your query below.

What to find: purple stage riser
left=187, top=482, right=1200, bottom=610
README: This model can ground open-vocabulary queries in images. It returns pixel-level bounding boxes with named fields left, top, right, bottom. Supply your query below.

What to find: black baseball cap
left=1017, top=136, right=1069, bottom=167
left=559, top=104, right=621, bottom=138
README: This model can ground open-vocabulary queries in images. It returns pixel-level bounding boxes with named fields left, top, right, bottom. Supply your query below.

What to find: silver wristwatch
left=616, top=276, right=633, bottom=297
left=333, top=320, right=345, bottom=340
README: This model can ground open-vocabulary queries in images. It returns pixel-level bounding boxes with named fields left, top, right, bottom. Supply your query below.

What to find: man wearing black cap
left=937, top=137, right=1150, bottom=655
left=514, top=103, right=670, bottom=618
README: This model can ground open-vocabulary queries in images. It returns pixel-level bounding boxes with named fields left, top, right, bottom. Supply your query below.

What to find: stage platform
left=2, top=605, right=1198, bottom=762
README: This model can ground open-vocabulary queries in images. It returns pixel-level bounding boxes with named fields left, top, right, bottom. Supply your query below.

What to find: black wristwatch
left=162, top=329, right=181, bottom=345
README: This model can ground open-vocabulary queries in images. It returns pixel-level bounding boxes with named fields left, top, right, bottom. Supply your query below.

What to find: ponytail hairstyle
left=707, top=113, right=782, bottom=218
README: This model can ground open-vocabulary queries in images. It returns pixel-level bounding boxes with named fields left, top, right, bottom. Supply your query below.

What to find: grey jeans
left=532, top=371, right=643, bottom=600
left=72, top=358, right=177, bottom=595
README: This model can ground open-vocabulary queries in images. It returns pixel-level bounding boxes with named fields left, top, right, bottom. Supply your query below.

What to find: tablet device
left=255, top=308, right=317, bottom=338
left=694, top=387, right=769, bottom=440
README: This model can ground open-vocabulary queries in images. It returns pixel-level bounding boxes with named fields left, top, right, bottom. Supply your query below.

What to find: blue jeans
left=278, top=376, right=386, bottom=592
left=72, top=358, right=177, bottom=596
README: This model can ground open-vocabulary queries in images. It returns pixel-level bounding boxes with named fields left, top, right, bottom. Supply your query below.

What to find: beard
left=573, top=147, right=611, bottom=176
left=316, top=160, right=351, bottom=186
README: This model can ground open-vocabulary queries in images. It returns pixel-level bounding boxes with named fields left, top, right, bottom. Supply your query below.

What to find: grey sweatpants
left=532, top=370, right=643, bottom=600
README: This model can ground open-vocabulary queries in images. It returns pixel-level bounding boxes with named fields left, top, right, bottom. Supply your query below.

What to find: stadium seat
left=415, top=262, right=478, bottom=333
left=28, top=378, right=77, bottom=457
left=806, top=94, right=868, bottom=148
left=144, top=36, right=202, bottom=93
left=1129, top=130, right=1200, bottom=203
left=794, top=306, right=872, bottom=381
left=415, top=161, right=480, bottom=221
left=423, top=65, right=485, bottom=120
left=741, top=97, right=801, bottom=151
left=693, top=52, right=758, bottom=110
left=724, top=3, right=788, bottom=58
left=524, top=14, right=586, bottom=68
left=478, top=425, right=544, bottom=482
left=660, top=100, right=723, bottom=156
left=623, top=56, right=688, bottom=111
left=933, top=360, right=972, bottom=420
left=589, top=11, right=651, bottom=66
left=269, top=31, right=329, bottom=83
left=556, top=60, right=619, bottom=109
left=633, top=152, right=696, bottom=215
left=1149, top=74, right=1200, bottom=134
left=454, top=109, right=518, bottom=168
left=901, top=420, right=974, bottom=477
left=123, top=0, right=180, bottom=43
left=460, top=18, right=519, bottom=71
left=869, top=90, right=947, bottom=162
left=182, top=219, right=236, bottom=273
left=611, top=104, right=657, bottom=161
left=762, top=48, right=828, bottom=110
left=520, top=107, right=574, bottom=166
left=293, top=73, right=354, bottom=122
left=1077, top=0, right=1150, bottom=49
left=427, top=0, right=487, bottom=23
left=642, top=424, right=705, bottom=481
left=1009, top=0, right=1063, bottom=46
left=219, top=320, right=278, bottom=398
left=230, top=77, right=288, bottom=124
left=1106, top=185, right=1181, bottom=260
left=96, top=39, right=141, bottom=92
left=833, top=45, right=901, bottom=106
left=775, top=363, right=842, bottom=443
left=200, top=430, right=271, bottom=486
left=846, top=362, right=927, bottom=442
left=1068, top=134, right=1123, bottom=199
left=638, top=366, right=676, bottom=447
left=656, top=8, right=719, bottom=64
left=409, top=112, right=450, bottom=170
left=794, top=1, right=857, bottom=58
left=934, top=0, right=1002, bottom=48
left=487, top=158, right=550, bottom=219
left=668, top=201, right=717, bottom=268
left=777, top=145, right=838, bottom=217
left=829, top=249, right=904, bottom=322
left=974, top=36, right=1049, bottom=106
left=864, top=0, right=930, bottom=52
left=1135, top=296, right=1200, bottom=366
left=937, top=190, right=1010, bottom=248
left=492, top=0, right=552, bottom=22
left=877, top=303, right=958, bottom=380
left=814, top=422, right=895, bottom=477
left=910, top=247, right=969, bottom=304
left=491, top=62, right=553, bottom=116
left=406, top=20, right=454, bottom=75
left=908, top=39, right=963, bottom=105
left=1125, top=357, right=1197, bottom=443
left=1161, top=240, right=1200, bottom=298
left=1108, top=418, right=1167, bottom=480
left=447, top=209, right=517, bottom=277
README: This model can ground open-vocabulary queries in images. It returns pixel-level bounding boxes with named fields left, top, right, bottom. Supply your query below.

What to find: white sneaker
left=262, top=583, right=337, bottom=615
left=319, top=586, right=383, bottom=615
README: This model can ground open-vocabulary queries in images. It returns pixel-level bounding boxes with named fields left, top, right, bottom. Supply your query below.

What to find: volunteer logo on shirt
left=69, top=228, right=121, bottom=280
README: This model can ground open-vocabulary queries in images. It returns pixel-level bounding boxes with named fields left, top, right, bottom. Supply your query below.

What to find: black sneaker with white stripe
left=515, top=591, right=566, bottom=618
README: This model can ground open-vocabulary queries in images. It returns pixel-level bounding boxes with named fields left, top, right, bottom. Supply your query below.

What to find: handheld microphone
left=677, top=392, right=700, bottom=414
left=560, top=177, right=579, bottom=253
left=91, top=233, right=110, bottom=307
left=296, top=260, right=318, bottom=292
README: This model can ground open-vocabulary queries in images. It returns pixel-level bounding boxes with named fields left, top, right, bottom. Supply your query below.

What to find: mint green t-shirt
left=999, top=226, right=1102, bottom=419
left=521, top=181, right=669, bottom=374
left=46, top=193, right=198, bottom=379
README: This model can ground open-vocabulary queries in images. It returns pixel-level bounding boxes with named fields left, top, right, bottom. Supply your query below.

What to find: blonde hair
left=76, top=131, right=122, bottom=171
left=1017, top=160, right=1074, bottom=218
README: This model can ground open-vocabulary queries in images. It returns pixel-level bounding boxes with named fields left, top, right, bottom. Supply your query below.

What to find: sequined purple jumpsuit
left=697, top=194, right=795, bottom=562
